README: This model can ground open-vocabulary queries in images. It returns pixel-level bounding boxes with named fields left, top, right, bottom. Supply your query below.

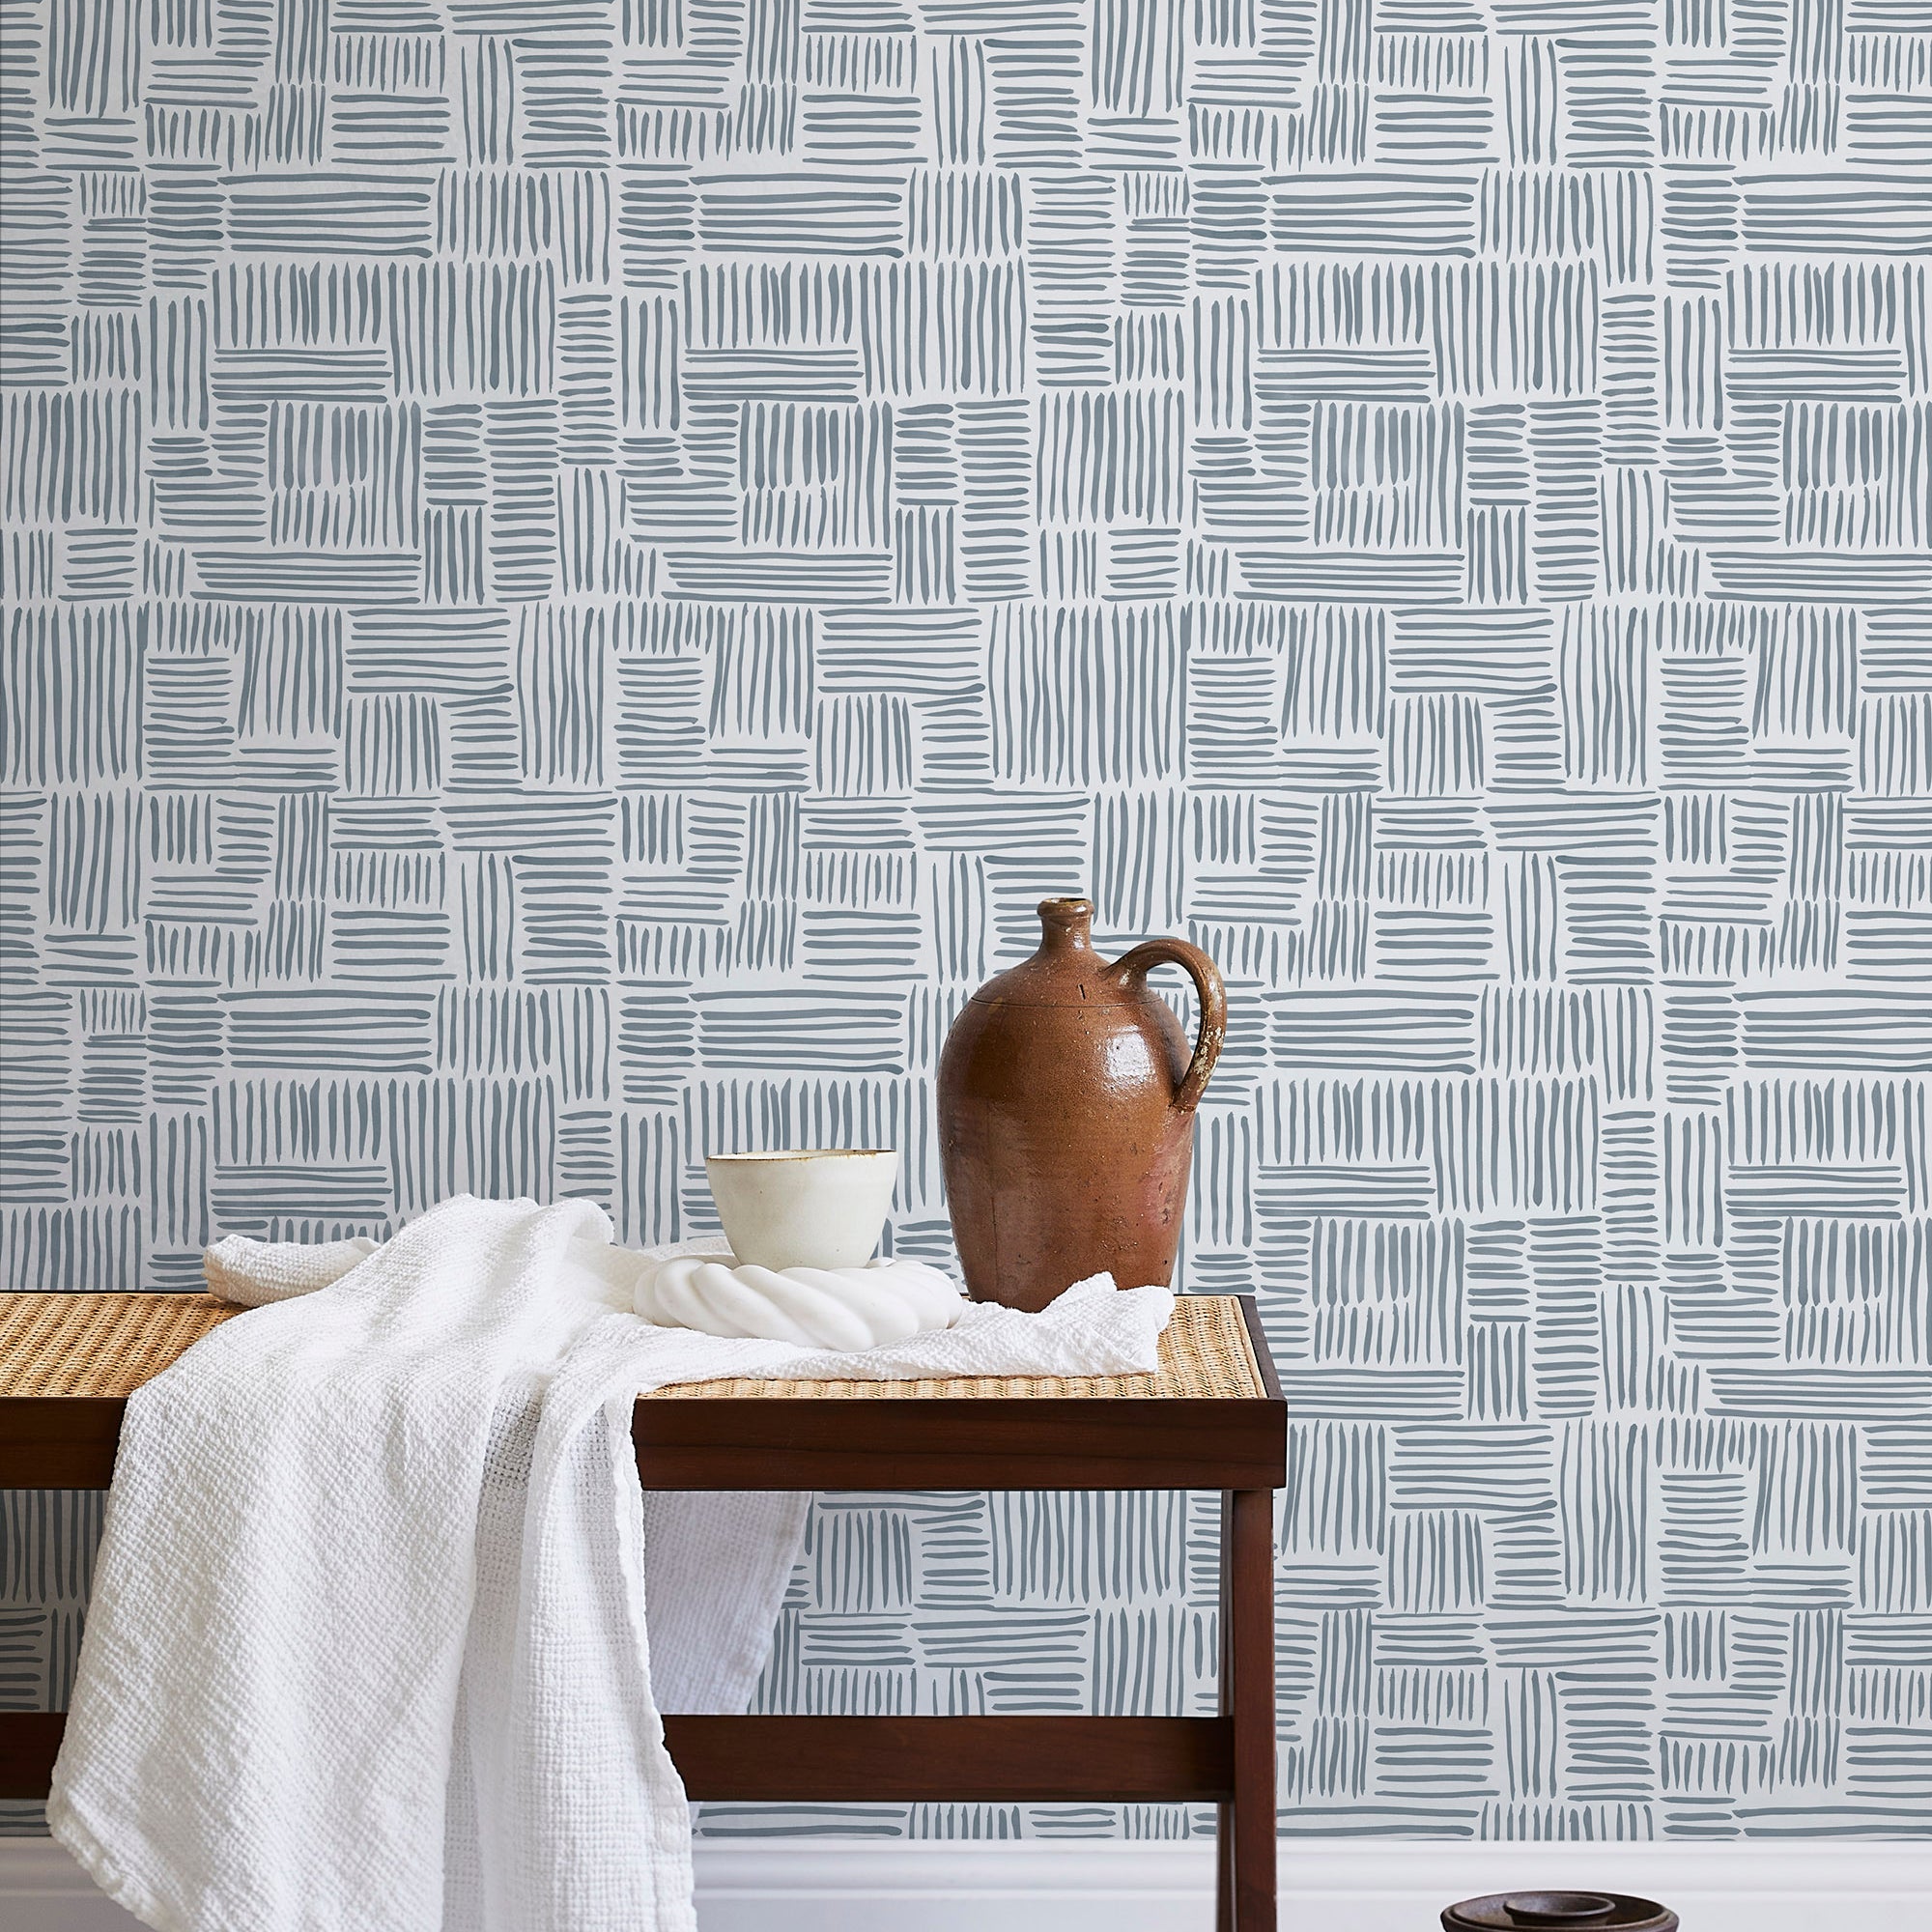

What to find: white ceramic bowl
left=703, top=1149, right=899, bottom=1271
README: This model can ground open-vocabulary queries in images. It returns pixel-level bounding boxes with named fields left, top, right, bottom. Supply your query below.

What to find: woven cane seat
left=0, top=1292, right=1266, bottom=1404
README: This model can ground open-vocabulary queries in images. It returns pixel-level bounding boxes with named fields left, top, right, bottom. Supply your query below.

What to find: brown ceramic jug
left=936, top=897, right=1226, bottom=1311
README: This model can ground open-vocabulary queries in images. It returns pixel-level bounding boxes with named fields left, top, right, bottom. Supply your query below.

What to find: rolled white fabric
left=204, top=1227, right=964, bottom=1352
left=204, top=1233, right=379, bottom=1306
left=635, top=1252, right=964, bottom=1350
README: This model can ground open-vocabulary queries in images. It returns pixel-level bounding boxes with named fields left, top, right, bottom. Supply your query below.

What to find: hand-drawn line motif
left=4, top=0, right=1931, bottom=1845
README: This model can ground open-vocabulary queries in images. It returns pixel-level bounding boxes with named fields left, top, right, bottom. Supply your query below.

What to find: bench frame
left=0, top=1294, right=1286, bottom=1930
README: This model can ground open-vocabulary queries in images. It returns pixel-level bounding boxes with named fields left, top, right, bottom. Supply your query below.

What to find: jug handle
left=1107, top=937, right=1227, bottom=1115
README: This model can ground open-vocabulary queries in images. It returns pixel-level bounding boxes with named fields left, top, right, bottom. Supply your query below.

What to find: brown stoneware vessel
left=936, top=896, right=1226, bottom=1311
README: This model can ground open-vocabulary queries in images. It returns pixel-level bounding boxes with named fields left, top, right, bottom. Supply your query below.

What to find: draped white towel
left=50, top=1196, right=1174, bottom=1932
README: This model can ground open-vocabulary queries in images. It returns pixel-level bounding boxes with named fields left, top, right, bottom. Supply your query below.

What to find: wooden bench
left=0, top=1290, right=1286, bottom=1929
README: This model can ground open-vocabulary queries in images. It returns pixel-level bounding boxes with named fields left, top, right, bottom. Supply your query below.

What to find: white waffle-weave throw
left=50, top=1196, right=1173, bottom=1932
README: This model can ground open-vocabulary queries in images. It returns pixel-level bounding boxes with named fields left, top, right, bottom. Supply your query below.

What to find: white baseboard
left=2, top=1835, right=1924, bottom=1931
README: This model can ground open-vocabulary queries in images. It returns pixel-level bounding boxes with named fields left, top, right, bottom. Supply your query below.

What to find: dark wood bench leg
left=1218, top=1487, right=1276, bottom=1931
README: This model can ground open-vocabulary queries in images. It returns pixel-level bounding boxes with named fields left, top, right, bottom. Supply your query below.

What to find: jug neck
left=1037, top=896, right=1095, bottom=955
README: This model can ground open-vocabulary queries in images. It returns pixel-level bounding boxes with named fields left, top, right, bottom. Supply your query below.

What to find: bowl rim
left=705, top=1149, right=896, bottom=1163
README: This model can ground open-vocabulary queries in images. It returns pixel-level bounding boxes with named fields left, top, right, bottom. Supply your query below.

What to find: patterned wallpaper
left=4, top=0, right=1932, bottom=1849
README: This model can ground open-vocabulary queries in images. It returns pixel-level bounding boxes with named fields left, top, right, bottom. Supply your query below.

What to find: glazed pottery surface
left=936, top=897, right=1226, bottom=1311
left=704, top=1149, right=899, bottom=1270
